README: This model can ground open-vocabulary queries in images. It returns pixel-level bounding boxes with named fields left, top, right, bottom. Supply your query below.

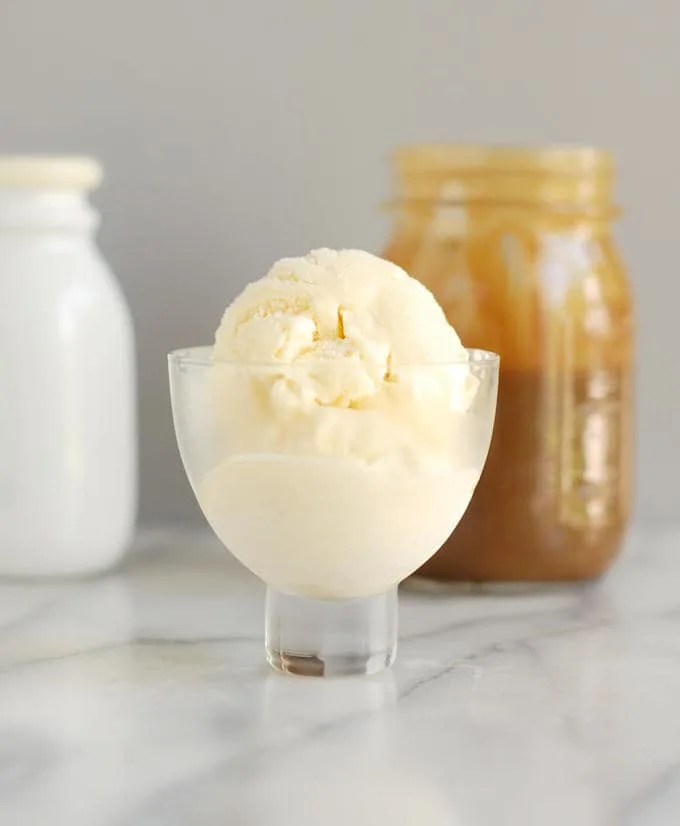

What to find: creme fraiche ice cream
left=198, top=249, right=482, bottom=598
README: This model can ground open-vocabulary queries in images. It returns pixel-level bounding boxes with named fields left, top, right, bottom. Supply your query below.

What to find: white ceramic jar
left=0, top=156, right=137, bottom=576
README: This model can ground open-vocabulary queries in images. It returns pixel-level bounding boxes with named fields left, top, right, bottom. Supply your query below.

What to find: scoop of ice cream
left=193, top=249, right=489, bottom=597
left=215, top=247, right=466, bottom=374
left=211, top=249, right=477, bottom=468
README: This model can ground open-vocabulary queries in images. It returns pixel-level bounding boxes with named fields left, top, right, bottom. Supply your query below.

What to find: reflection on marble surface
left=0, top=526, right=679, bottom=824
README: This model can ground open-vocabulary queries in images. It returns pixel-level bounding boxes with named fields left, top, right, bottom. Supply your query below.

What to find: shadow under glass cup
left=168, top=347, right=499, bottom=677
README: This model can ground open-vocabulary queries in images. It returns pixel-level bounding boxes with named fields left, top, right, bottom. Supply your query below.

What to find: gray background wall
left=0, top=0, right=676, bottom=526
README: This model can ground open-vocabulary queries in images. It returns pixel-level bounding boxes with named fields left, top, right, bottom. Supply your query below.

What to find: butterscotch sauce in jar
left=383, top=145, right=633, bottom=582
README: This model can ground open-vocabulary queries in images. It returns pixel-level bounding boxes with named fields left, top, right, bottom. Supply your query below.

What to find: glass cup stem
left=265, top=586, right=398, bottom=677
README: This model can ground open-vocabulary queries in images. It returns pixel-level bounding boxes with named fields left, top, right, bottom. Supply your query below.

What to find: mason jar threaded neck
left=389, top=144, right=617, bottom=215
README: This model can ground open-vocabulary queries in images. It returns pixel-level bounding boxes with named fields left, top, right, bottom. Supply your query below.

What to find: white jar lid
left=0, top=156, right=103, bottom=190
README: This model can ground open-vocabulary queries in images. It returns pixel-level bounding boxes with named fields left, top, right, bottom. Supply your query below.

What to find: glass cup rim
left=167, top=345, right=500, bottom=370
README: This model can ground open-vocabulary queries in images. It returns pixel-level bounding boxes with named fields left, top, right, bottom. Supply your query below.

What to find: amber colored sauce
left=383, top=146, right=633, bottom=581
left=418, top=368, right=631, bottom=581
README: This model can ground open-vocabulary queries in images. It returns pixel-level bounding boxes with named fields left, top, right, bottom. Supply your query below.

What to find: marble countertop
left=1, top=526, right=679, bottom=826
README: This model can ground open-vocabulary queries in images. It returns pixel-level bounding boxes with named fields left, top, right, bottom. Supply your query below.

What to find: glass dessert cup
left=168, top=347, right=499, bottom=677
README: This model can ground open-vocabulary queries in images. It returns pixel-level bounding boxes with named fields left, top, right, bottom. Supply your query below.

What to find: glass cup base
left=265, top=586, right=398, bottom=678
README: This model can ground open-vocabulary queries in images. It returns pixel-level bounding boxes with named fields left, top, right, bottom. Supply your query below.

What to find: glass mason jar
left=383, top=145, right=633, bottom=582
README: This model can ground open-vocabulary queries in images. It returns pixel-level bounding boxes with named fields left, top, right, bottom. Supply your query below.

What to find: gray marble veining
left=0, top=525, right=678, bottom=825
